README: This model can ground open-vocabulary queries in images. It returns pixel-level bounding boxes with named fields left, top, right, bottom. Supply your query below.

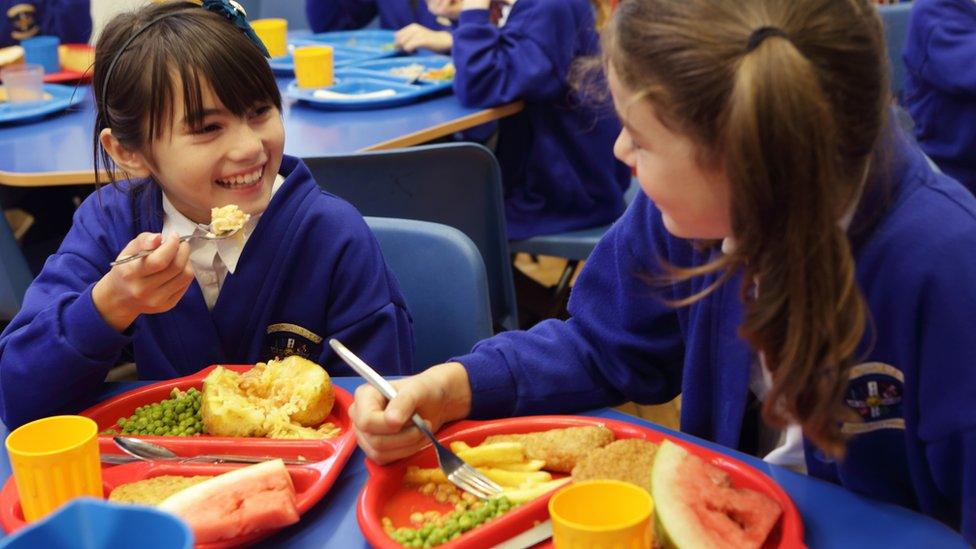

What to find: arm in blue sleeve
left=305, top=0, right=378, bottom=32
left=905, top=1, right=976, bottom=93
left=450, top=3, right=581, bottom=106
left=317, top=212, right=414, bottom=376
left=42, top=0, right=91, bottom=43
left=0, top=203, right=129, bottom=427
left=456, top=195, right=685, bottom=419
left=925, top=432, right=976, bottom=544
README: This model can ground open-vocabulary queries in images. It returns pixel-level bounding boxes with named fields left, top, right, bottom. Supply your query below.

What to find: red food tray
left=0, top=364, right=357, bottom=547
left=358, top=416, right=805, bottom=549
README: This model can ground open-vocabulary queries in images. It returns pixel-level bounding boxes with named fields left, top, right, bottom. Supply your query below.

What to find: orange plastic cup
left=293, top=45, right=334, bottom=89
left=251, top=18, right=288, bottom=58
left=5, top=416, right=103, bottom=522
left=549, top=480, right=654, bottom=549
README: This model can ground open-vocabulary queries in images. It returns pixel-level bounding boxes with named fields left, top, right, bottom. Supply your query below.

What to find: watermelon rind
left=651, top=440, right=721, bottom=549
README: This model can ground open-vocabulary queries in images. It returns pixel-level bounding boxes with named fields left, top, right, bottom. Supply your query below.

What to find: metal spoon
left=109, top=226, right=242, bottom=267
left=113, top=436, right=312, bottom=466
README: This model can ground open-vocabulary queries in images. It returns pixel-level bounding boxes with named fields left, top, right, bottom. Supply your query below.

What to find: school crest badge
left=842, top=362, right=905, bottom=434
left=262, top=323, right=323, bottom=362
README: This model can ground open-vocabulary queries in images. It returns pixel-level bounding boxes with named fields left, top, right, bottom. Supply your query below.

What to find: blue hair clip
left=202, top=0, right=272, bottom=58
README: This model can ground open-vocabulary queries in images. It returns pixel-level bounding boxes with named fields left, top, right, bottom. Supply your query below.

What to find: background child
left=903, top=0, right=976, bottom=194
left=303, top=0, right=451, bottom=53
left=0, top=0, right=414, bottom=427
left=428, top=0, right=631, bottom=241
left=351, top=0, right=976, bottom=541
left=0, top=0, right=90, bottom=46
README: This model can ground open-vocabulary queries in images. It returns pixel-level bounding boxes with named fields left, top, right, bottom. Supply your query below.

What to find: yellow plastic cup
left=293, top=45, right=334, bottom=89
left=251, top=18, right=288, bottom=58
left=6, top=416, right=103, bottom=522
left=549, top=480, right=654, bottom=549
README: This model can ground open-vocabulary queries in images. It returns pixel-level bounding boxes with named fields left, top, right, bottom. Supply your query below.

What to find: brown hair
left=604, top=0, right=889, bottom=456
left=92, top=1, right=281, bottom=187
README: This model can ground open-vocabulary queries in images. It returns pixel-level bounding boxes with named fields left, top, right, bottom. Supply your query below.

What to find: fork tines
left=447, top=463, right=503, bottom=500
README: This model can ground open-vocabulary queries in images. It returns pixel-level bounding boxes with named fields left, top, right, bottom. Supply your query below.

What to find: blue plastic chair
left=0, top=213, right=32, bottom=322
left=305, top=143, right=519, bottom=332
left=0, top=498, right=193, bottom=549
left=365, top=217, right=493, bottom=370
left=508, top=179, right=640, bottom=307
left=878, top=3, right=913, bottom=98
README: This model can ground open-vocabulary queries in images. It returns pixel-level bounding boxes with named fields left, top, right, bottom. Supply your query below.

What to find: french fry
left=449, top=441, right=473, bottom=453
left=457, top=442, right=525, bottom=467
left=491, top=460, right=546, bottom=472
left=480, top=468, right=552, bottom=488
left=501, top=478, right=571, bottom=504
left=404, top=466, right=446, bottom=485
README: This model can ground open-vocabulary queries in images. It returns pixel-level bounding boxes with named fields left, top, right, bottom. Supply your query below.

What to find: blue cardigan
left=451, top=0, right=631, bottom=240
left=0, top=0, right=90, bottom=47
left=456, top=133, right=976, bottom=541
left=903, top=0, right=976, bottom=193
left=0, top=156, right=414, bottom=427
left=304, top=0, right=447, bottom=32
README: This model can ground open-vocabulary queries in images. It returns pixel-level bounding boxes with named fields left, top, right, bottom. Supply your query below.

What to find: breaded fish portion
left=571, top=438, right=659, bottom=490
left=483, top=426, right=614, bottom=473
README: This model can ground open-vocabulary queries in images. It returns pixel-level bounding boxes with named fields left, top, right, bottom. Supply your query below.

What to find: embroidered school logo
left=842, top=362, right=905, bottom=434
left=7, top=4, right=38, bottom=41
left=262, top=323, right=323, bottom=362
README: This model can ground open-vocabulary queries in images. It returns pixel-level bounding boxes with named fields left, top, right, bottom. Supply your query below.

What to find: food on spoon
left=201, top=356, right=338, bottom=439
left=652, top=440, right=782, bottom=549
left=100, top=387, right=204, bottom=437
left=108, top=475, right=213, bottom=505
left=159, top=459, right=299, bottom=544
left=571, top=438, right=658, bottom=491
left=483, top=426, right=615, bottom=473
left=207, top=204, right=249, bottom=237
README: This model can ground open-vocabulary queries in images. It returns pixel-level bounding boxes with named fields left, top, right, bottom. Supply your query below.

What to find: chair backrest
left=305, top=143, right=519, bottom=332
left=0, top=214, right=32, bottom=322
left=878, top=3, right=913, bottom=98
left=365, top=217, right=493, bottom=370
left=237, top=0, right=309, bottom=30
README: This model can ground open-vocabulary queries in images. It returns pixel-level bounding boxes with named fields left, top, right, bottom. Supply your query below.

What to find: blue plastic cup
left=21, top=36, right=60, bottom=74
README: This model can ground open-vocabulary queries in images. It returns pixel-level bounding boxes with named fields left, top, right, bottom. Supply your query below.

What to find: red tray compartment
left=358, top=416, right=805, bottom=549
left=1, top=364, right=358, bottom=547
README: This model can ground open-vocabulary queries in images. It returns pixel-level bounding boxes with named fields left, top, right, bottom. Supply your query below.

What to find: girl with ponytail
left=350, top=0, right=976, bottom=540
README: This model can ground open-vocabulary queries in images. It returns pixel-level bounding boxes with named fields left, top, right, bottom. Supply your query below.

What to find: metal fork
left=329, top=338, right=503, bottom=500
left=109, top=226, right=242, bottom=267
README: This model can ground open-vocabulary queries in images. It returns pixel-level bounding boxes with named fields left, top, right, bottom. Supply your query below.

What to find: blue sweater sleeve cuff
left=453, top=346, right=518, bottom=419
left=458, top=9, right=491, bottom=26
left=62, top=285, right=132, bottom=359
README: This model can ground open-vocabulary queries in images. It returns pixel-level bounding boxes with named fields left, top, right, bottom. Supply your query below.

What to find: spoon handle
left=109, top=234, right=195, bottom=267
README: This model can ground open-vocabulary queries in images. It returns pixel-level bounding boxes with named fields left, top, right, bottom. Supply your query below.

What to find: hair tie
left=745, top=26, right=789, bottom=53
left=100, top=0, right=268, bottom=127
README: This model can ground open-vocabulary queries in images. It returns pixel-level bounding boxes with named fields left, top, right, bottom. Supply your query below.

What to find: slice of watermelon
left=651, top=440, right=782, bottom=549
left=158, top=459, right=300, bottom=544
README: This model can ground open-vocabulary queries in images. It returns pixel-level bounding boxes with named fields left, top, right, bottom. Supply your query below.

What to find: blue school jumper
left=0, top=156, right=414, bottom=427
left=0, top=0, right=90, bottom=47
left=903, top=0, right=976, bottom=193
left=304, top=0, right=447, bottom=32
left=450, top=0, right=630, bottom=240
left=455, top=132, right=976, bottom=541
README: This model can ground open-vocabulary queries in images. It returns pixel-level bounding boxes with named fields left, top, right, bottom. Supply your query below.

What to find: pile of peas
left=105, top=388, right=205, bottom=437
left=387, top=496, right=513, bottom=548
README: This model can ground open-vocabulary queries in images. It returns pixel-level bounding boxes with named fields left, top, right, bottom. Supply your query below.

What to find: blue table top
left=0, top=377, right=966, bottom=548
left=0, top=80, right=520, bottom=186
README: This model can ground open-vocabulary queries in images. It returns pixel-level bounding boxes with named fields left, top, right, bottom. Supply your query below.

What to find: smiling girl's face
left=608, top=66, right=732, bottom=240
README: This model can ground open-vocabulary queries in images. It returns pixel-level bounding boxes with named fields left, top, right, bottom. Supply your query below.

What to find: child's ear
left=99, top=128, right=151, bottom=179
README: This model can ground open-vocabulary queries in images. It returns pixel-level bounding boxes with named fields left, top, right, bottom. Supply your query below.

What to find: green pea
left=419, top=524, right=434, bottom=538
left=458, top=515, right=472, bottom=531
left=400, top=529, right=416, bottom=541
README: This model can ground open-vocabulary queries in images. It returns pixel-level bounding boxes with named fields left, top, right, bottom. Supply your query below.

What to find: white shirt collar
left=161, top=173, right=286, bottom=275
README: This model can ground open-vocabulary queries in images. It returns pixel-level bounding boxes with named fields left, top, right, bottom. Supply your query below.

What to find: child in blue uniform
left=304, top=0, right=451, bottom=53
left=903, top=0, right=976, bottom=194
left=351, top=0, right=976, bottom=541
left=0, top=0, right=90, bottom=46
left=0, top=1, right=414, bottom=427
left=429, top=0, right=630, bottom=240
